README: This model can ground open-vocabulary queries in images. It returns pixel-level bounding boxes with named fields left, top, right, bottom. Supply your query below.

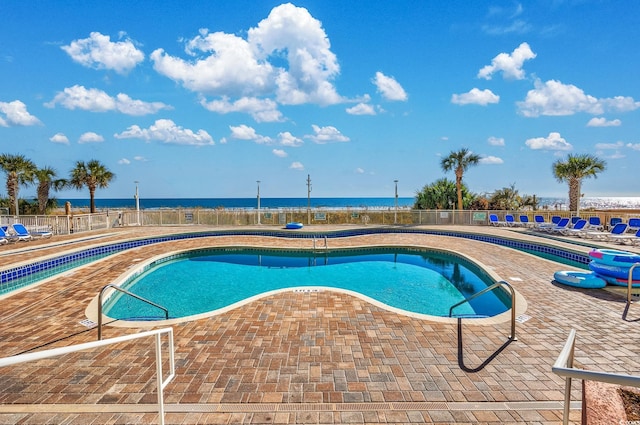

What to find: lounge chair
left=628, top=218, right=640, bottom=233
left=586, top=217, right=603, bottom=231
left=519, top=215, right=534, bottom=228
left=584, top=222, right=628, bottom=241
left=562, top=219, right=588, bottom=236
left=609, top=217, right=623, bottom=230
left=545, top=217, right=571, bottom=234
left=489, top=214, right=505, bottom=226
left=609, top=228, right=640, bottom=246
left=0, top=227, right=8, bottom=245
left=11, top=223, right=52, bottom=241
left=505, top=214, right=517, bottom=227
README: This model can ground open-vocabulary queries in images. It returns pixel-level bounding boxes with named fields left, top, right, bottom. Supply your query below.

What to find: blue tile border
left=0, top=228, right=590, bottom=295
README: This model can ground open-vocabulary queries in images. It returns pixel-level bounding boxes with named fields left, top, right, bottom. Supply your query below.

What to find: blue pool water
left=104, top=248, right=510, bottom=320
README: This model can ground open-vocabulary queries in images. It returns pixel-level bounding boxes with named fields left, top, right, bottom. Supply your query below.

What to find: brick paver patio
left=1, top=225, right=638, bottom=424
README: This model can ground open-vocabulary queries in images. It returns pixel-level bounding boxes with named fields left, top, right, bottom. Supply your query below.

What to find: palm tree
left=414, top=178, right=461, bottom=209
left=440, top=148, right=480, bottom=210
left=552, top=154, right=606, bottom=212
left=0, top=153, right=37, bottom=215
left=68, top=160, right=115, bottom=213
left=35, top=167, right=67, bottom=214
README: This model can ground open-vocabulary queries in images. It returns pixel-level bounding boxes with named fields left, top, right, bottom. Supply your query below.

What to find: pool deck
left=1, top=225, right=639, bottom=424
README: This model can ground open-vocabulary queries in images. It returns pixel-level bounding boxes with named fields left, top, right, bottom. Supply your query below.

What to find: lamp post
left=257, top=180, right=261, bottom=225
left=394, top=180, right=398, bottom=224
left=307, top=174, right=312, bottom=225
left=134, top=181, right=140, bottom=225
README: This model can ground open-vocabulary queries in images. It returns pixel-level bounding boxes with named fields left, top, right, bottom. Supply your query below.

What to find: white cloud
left=488, top=136, right=505, bottom=146
left=482, top=20, right=532, bottom=35
left=289, top=161, right=304, bottom=170
left=595, top=141, right=624, bottom=150
left=627, top=143, right=640, bottom=151
left=114, top=119, right=214, bottom=146
left=346, top=102, right=377, bottom=115
left=525, top=132, right=572, bottom=151
left=518, top=79, right=640, bottom=117
left=118, top=158, right=131, bottom=165
left=61, top=32, right=144, bottom=74
left=249, top=4, right=342, bottom=105
left=0, top=100, right=42, bottom=126
left=478, top=42, right=536, bottom=80
left=200, top=96, right=283, bottom=123
left=272, top=149, right=287, bottom=157
left=373, top=72, right=408, bottom=101
left=587, top=117, right=622, bottom=127
left=115, top=93, right=172, bottom=116
left=49, top=133, right=70, bottom=145
left=479, top=155, right=504, bottom=164
left=305, top=124, right=350, bottom=144
left=229, top=124, right=272, bottom=144
left=151, top=31, right=273, bottom=96
left=46, top=85, right=170, bottom=116
left=152, top=4, right=342, bottom=106
left=278, top=131, right=303, bottom=147
left=355, top=167, right=365, bottom=174
left=78, top=132, right=104, bottom=144
left=133, top=156, right=148, bottom=161
left=451, top=88, right=499, bottom=105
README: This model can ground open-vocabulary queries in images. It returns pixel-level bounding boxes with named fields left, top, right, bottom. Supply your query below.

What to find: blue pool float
left=285, top=222, right=304, bottom=229
left=553, top=270, right=606, bottom=289
left=588, top=248, right=640, bottom=267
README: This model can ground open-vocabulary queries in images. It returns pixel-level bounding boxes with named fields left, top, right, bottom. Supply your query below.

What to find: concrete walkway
left=1, top=225, right=638, bottom=424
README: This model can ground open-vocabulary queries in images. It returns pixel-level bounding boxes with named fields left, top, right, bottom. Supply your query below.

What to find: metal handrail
left=627, top=262, right=640, bottom=305
left=0, top=327, right=175, bottom=425
left=449, top=280, right=517, bottom=341
left=98, top=284, right=169, bottom=340
left=553, top=329, right=640, bottom=425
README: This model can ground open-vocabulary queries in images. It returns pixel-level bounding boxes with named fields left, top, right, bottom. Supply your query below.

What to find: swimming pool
left=102, top=247, right=511, bottom=321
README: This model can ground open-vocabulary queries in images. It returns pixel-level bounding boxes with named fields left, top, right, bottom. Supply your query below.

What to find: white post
left=394, top=180, right=398, bottom=224
left=257, top=180, right=261, bottom=225
left=135, top=181, right=140, bottom=226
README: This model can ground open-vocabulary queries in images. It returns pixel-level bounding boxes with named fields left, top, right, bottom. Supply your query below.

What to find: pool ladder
left=97, top=284, right=169, bottom=340
left=312, top=235, right=328, bottom=251
left=449, top=280, right=517, bottom=341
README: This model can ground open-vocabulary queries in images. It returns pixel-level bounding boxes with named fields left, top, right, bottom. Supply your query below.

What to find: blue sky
left=1, top=1, right=639, bottom=200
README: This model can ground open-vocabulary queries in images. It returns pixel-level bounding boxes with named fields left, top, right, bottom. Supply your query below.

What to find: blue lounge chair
left=505, top=214, right=517, bottom=227
left=628, top=218, right=640, bottom=233
left=587, top=217, right=603, bottom=231
left=489, top=214, right=503, bottom=226
left=519, top=215, right=533, bottom=228
left=545, top=217, right=571, bottom=233
left=609, top=228, right=640, bottom=246
left=11, top=223, right=52, bottom=241
left=0, top=227, right=9, bottom=245
left=563, top=219, right=588, bottom=236
left=584, top=222, right=628, bottom=241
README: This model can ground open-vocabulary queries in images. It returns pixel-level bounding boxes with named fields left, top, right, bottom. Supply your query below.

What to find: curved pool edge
left=86, top=242, right=528, bottom=328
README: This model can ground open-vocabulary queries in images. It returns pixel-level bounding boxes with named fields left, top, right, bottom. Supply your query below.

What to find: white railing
left=0, top=327, right=175, bottom=425
left=2, top=209, right=638, bottom=233
left=552, top=329, right=640, bottom=425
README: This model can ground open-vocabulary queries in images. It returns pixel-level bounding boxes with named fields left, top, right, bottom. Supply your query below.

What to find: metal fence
left=2, top=208, right=639, bottom=237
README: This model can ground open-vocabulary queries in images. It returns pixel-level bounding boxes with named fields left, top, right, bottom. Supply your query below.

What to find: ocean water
left=58, top=196, right=640, bottom=210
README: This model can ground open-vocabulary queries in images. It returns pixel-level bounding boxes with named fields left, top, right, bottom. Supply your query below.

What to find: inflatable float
left=553, top=270, right=606, bottom=289
left=588, top=248, right=640, bottom=267
left=285, top=222, right=304, bottom=230
left=587, top=248, right=640, bottom=287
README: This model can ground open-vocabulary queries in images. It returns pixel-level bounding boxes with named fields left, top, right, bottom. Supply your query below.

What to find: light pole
left=394, top=180, right=398, bottom=224
left=307, top=174, right=312, bottom=225
left=134, top=181, right=140, bottom=225
left=257, top=180, right=261, bottom=225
